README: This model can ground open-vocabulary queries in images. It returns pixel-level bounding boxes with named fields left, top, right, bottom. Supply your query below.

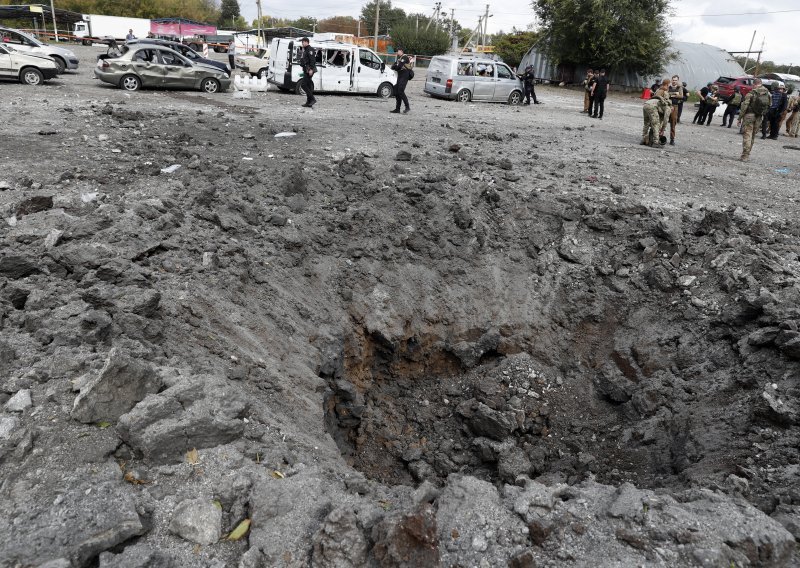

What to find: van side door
left=493, top=63, right=519, bottom=102
left=0, top=45, right=12, bottom=77
left=472, top=63, right=496, bottom=100
left=320, top=47, right=352, bottom=91
left=355, top=48, right=383, bottom=93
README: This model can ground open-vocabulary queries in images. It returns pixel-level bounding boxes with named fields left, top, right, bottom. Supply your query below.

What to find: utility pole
left=754, top=36, right=765, bottom=76
left=482, top=4, right=489, bottom=47
left=450, top=8, right=457, bottom=52
left=742, top=30, right=756, bottom=75
left=49, top=0, right=58, bottom=41
left=373, top=0, right=380, bottom=53
left=357, top=20, right=361, bottom=37
left=255, top=0, right=262, bottom=49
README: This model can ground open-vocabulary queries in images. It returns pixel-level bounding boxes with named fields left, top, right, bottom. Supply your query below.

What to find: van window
left=359, top=49, right=382, bottom=70
left=326, top=49, right=349, bottom=67
left=428, top=57, right=449, bottom=74
left=457, top=62, right=473, bottom=76
left=497, top=64, right=513, bottom=79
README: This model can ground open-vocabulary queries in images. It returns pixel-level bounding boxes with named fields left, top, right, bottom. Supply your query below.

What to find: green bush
left=390, top=22, right=450, bottom=57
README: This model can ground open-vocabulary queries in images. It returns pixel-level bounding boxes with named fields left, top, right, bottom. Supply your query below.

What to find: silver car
left=424, top=55, right=523, bottom=105
left=0, top=44, right=59, bottom=85
left=0, top=26, right=79, bottom=73
left=94, top=45, right=230, bottom=93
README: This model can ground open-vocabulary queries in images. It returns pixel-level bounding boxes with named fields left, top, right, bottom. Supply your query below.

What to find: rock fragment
left=169, top=498, right=222, bottom=545
left=71, top=349, right=161, bottom=424
left=4, top=389, right=32, bottom=412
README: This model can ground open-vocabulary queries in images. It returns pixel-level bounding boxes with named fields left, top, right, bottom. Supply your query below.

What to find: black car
left=126, top=39, right=229, bottom=74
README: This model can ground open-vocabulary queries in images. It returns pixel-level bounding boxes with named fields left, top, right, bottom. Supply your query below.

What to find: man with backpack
left=390, top=48, right=413, bottom=114
left=737, top=78, right=771, bottom=161
left=721, top=86, right=742, bottom=128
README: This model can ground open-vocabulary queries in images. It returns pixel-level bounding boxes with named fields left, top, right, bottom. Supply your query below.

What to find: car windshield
left=714, top=77, right=734, bottom=84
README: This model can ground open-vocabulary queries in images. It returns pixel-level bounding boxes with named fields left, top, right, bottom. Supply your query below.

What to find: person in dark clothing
left=703, top=85, right=720, bottom=125
left=678, top=81, right=689, bottom=122
left=518, top=65, right=539, bottom=105
left=390, top=48, right=413, bottom=114
left=721, top=86, right=742, bottom=128
left=764, top=85, right=788, bottom=139
left=298, top=37, right=317, bottom=108
left=693, top=83, right=711, bottom=124
left=590, top=69, right=608, bottom=119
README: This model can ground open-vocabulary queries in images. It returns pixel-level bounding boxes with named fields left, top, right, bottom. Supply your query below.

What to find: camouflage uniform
left=641, top=89, right=672, bottom=145
left=786, top=96, right=799, bottom=137
left=739, top=85, right=771, bottom=160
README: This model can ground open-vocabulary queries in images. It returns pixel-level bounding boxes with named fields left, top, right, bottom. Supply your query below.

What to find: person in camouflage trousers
left=786, top=95, right=799, bottom=137
left=737, top=78, right=771, bottom=161
left=641, top=79, right=672, bottom=146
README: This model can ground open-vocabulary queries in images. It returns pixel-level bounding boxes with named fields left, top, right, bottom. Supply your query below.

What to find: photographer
left=390, top=48, right=414, bottom=114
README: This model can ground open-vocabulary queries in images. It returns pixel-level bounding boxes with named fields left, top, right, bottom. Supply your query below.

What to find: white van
left=268, top=38, right=396, bottom=98
left=424, top=55, right=523, bottom=104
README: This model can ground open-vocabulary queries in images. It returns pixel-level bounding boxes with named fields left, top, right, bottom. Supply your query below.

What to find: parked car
left=94, top=45, right=230, bottom=93
left=424, top=55, right=523, bottom=104
left=0, top=26, right=79, bottom=73
left=126, top=39, right=229, bottom=74
left=0, top=44, right=59, bottom=85
left=235, top=48, right=269, bottom=78
left=712, top=76, right=756, bottom=99
left=268, top=38, right=396, bottom=98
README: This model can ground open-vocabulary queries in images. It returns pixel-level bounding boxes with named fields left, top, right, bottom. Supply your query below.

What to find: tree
left=389, top=21, right=449, bottom=56
left=360, top=0, right=406, bottom=36
left=318, top=16, right=360, bottom=36
left=218, top=0, right=240, bottom=27
left=288, top=16, right=318, bottom=32
left=533, top=0, right=674, bottom=76
left=493, top=30, right=539, bottom=69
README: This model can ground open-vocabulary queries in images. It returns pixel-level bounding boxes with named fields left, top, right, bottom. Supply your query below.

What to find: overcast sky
left=242, top=0, right=799, bottom=66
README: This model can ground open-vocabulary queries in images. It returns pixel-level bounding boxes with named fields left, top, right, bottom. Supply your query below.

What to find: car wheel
left=295, top=82, right=306, bottom=96
left=82, top=39, right=91, bottom=46
left=120, top=74, right=141, bottom=91
left=52, top=56, right=66, bottom=74
left=456, top=88, right=471, bottom=102
left=201, top=78, right=221, bottom=93
left=20, top=67, right=43, bottom=86
left=257, top=68, right=267, bottom=79
left=508, top=90, right=523, bottom=105
left=377, top=81, right=393, bottom=98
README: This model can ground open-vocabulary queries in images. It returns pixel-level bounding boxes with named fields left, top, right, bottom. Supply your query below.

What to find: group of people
left=642, top=76, right=800, bottom=161
left=582, top=69, right=610, bottom=119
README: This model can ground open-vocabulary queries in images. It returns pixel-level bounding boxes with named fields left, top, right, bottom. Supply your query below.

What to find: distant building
left=520, top=41, right=745, bottom=91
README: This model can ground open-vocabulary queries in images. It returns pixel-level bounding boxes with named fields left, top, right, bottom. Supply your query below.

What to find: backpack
left=408, top=68, right=414, bottom=80
left=749, top=88, right=770, bottom=115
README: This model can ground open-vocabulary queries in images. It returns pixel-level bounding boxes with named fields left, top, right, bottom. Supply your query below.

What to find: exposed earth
left=1, top=44, right=800, bottom=568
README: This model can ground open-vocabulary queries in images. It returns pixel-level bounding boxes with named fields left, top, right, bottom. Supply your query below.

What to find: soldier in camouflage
left=641, top=79, right=672, bottom=146
left=737, top=78, right=771, bottom=161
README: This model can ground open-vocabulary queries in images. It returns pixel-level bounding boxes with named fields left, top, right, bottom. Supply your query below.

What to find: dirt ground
left=1, top=44, right=799, bottom=567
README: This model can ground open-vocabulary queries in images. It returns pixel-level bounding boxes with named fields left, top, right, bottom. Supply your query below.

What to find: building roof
left=519, top=40, right=746, bottom=90
left=0, top=4, right=84, bottom=25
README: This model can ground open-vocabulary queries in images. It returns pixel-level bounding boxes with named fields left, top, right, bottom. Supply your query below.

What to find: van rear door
left=424, top=57, right=451, bottom=97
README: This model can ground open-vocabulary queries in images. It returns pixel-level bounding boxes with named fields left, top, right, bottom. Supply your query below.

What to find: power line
left=671, top=8, right=800, bottom=18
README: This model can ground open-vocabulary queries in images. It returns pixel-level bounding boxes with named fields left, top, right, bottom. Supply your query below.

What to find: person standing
left=766, top=85, right=788, bottom=139
left=591, top=69, right=609, bottom=119
left=227, top=38, right=236, bottom=77
left=693, top=82, right=712, bottom=124
left=298, top=37, right=317, bottom=108
left=518, top=65, right=538, bottom=105
left=737, top=78, right=771, bottom=161
left=786, top=94, right=800, bottom=137
left=585, top=71, right=597, bottom=117
left=703, top=85, right=720, bottom=125
left=677, top=81, right=689, bottom=122
left=721, top=86, right=742, bottom=128
left=641, top=79, right=672, bottom=146
left=667, top=75, right=685, bottom=145
left=582, top=69, right=594, bottom=113
left=125, top=29, right=136, bottom=42
left=390, top=48, right=413, bottom=114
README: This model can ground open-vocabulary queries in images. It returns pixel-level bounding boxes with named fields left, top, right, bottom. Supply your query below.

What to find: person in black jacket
left=590, top=69, right=609, bottom=119
left=298, top=37, right=317, bottom=108
left=518, top=65, right=539, bottom=105
left=390, top=48, right=413, bottom=114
